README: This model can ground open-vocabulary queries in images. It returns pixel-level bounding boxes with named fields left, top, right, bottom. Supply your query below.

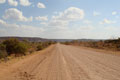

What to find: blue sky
left=0, top=0, right=120, bottom=39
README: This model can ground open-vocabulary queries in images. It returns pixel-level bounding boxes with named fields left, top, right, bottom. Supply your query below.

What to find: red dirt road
left=0, top=43, right=120, bottom=80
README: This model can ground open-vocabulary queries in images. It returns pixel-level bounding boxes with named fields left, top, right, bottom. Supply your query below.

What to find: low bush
left=62, top=38, right=120, bottom=51
left=3, top=38, right=29, bottom=55
left=37, top=41, right=55, bottom=51
left=37, top=44, right=44, bottom=51
left=0, top=43, right=6, bottom=51
left=0, top=38, right=55, bottom=60
left=0, top=50, right=7, bottom=59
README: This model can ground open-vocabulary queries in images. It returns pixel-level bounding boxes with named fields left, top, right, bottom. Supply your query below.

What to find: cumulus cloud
left=93, top=11, right=100, bottom=16
left=112, top=11, right=117, bottom=15
left=52, top=7, right=84, bottom=21
left=38, top=7, right=86, bottom=38
left=20, top=0, right=31, bottom=6
left=37, top=2, right=46, bottom=8
left=100, top=18, right=116, bottom=24
left=8, top=0, right=18, bottom=6
left=47, top=7, right=84, bottom=29
left=3, top=8, right=32, bottom=22
left=0, top=0, right=6, bottom=4
left=0, top=19, right=44, bottom=37
left=35, top=16, right=48, bottom=21
left=33, top=7, right=85, bottom=38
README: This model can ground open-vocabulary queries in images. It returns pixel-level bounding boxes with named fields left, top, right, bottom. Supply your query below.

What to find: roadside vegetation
left=0, top=38, right=56, bottom=61
left=62, top=38, right=120, bottom=51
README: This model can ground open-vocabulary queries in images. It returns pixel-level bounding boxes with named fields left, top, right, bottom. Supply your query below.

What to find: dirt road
left=0, top=43, right=120, bottom=80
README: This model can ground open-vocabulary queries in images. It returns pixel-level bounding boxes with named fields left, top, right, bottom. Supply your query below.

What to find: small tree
left=15, top=42, right=29, bottom=54
left=3, top=38, right=29, bottom=55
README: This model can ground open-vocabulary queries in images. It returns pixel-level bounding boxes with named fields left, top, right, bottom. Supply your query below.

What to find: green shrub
left=15, top=42, right=29, bottom=54
left=3, top=38, right=29, bottom=55
left=37, top=44, right=43, bottom=51
left=0, top=43, right=6, bottom=51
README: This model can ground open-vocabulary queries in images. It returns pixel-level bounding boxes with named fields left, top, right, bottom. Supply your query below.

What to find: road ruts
left=0, top=43, right=120, bottom=80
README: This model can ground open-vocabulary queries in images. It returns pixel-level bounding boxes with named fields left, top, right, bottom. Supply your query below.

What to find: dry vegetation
left=0, top=38, right=56, bottom=61
left=62, top=38, right=120, bottom=51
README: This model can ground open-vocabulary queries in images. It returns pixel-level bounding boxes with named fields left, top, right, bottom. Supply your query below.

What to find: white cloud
left=100, top=18, right=116, bottom=24
left=52, top=7, right=84, bottom=21
left=112, top=11, right=117, bottom=15
left=48, top=20, right=68, bottom=29
left=0, top=18, right=120, bottom=39
left=0, top=0, right=6, bottom=4
left=93, top=11, right=100, bottom=16
left=8, top=0, right=18, bottom=6
left=0, top=19, right=6, bottom=24
left=20, top=0, right=31, bottom=6
left=3, top=8, right=32, bottom=22
left=83, top=20, right=92, bottom=24
left=40, top=7, right=86, bottom=38
left=3, top=6, right=120, bottom=39
left=37, top=2, right=46, bottom=8
left=0, top=7, right=87, bottom=39
left=0, top=19, right=44, bottom=37
left=47, top=7, right=84, bottom=29
left=35, top=16, right=48, bottom=21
